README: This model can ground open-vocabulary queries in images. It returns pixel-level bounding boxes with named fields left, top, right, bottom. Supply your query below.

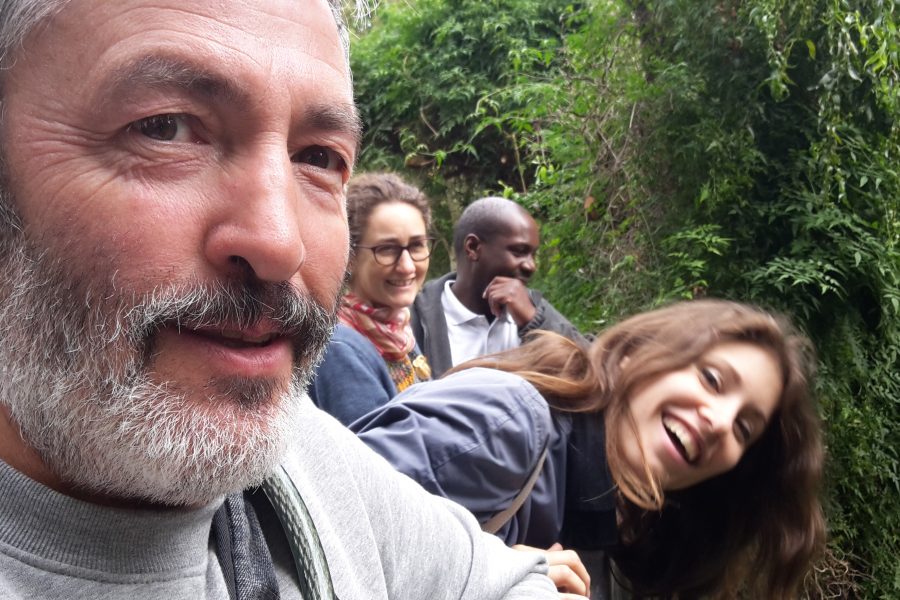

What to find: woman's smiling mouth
left=662, top=414, right=701, bottom=464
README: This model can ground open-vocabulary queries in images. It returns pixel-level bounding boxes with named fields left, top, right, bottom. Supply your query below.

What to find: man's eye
left=129, top=114, right=195, bottom=142
left=510, top=246, right=533, bottom=258
left=293, top=145, right=346, bottom=171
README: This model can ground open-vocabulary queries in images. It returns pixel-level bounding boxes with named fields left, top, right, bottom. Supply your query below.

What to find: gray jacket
left=411, top=272, right=584, bottom=378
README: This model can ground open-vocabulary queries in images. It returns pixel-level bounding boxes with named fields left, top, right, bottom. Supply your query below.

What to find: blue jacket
left=310, top=324, right=398, bottom=426
left=350, top=368, right=617, bottom=549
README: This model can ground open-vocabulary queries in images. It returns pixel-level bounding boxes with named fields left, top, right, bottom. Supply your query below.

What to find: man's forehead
left=17, top=0, right=355, bottom=106
left=39, top=0, right=348, bottom=62
left=494, top=209, right=539, bottom=240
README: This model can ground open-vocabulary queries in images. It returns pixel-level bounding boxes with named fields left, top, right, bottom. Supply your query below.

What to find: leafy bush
left=352, top=0, right=900, bottom=595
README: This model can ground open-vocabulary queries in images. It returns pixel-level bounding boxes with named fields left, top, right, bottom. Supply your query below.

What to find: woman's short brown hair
left=345, top=172, right=432, bottom=249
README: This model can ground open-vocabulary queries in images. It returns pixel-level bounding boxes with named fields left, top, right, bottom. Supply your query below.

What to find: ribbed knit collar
left=0, top=459, right=221, bottom=577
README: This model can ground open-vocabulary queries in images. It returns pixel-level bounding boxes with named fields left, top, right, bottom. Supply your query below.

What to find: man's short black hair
left=452, top=197, right=528, bottom=257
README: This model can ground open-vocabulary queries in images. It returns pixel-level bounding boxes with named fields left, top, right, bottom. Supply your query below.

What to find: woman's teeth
left=387, top=279, right=414, bottom=287
left=663, top=415, right=699, bottom=463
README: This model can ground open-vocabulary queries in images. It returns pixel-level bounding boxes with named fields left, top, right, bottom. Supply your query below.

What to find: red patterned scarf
left=339, top=293, right=416, bottom=362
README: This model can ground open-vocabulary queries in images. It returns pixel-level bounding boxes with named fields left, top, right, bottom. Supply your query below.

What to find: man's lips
left=153, top=322, right=294, bottom=379
left=197, top=327, right=278, bottom=347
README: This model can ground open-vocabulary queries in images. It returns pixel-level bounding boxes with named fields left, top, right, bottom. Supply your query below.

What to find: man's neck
left=0, top=405, right=62, bottom=493
left=449, top=278, right=492, bottom=319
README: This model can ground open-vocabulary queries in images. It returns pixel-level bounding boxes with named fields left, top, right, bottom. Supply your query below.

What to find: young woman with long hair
left=352, top=300, right=825, bottom=598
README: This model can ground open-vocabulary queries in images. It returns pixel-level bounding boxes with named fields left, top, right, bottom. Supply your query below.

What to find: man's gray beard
left=0, top=234, right=337, bottom=507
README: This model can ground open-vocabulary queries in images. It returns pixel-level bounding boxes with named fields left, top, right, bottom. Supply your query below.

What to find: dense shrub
left=352, top=0, right=900, bottom=595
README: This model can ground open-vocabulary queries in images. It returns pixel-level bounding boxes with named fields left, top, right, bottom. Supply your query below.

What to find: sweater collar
left=0, top=458, right=220, bottom=575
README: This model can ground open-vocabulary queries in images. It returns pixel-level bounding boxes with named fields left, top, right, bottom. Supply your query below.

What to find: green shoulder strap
left=261, top=466, right=336, bottom=600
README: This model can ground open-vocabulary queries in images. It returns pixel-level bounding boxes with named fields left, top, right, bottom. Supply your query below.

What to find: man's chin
left=0, top=235, right=330, bottom=507
left=38, top=374, right=307, bottom=508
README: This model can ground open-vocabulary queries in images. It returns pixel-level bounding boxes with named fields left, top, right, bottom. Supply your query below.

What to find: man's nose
left=521, top=255, right=537, bottom=276
left=204, top=148, right=305, bottom=283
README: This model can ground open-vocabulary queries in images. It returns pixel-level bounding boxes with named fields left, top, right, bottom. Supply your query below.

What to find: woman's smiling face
left=349, top=201, right=429, bottom=313
left=618, top=340, right=783, bottom=491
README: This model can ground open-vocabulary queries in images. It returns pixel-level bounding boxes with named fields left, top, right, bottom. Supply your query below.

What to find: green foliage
left=351, top=0, right=573, bottom=187
left=353, top=0, right=900, bottom=595
left=350, top=0, right=579, bottom=270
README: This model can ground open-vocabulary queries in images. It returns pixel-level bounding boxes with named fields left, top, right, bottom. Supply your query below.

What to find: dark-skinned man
left=412, top=197, right=583, bottom=378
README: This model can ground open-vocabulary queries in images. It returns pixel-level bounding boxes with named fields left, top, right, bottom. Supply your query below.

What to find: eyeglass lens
left=374, top=239, right=433, bottom=264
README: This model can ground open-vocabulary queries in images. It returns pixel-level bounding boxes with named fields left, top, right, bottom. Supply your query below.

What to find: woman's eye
left=129, top=114, right=197, bottom=142
left=735, top=419, right=753, bottom=444
left=293, top=145, right=346, bottom=171
left=700, top=366, right=722, bottom=392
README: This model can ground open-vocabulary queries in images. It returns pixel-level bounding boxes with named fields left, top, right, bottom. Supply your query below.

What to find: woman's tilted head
left=592, top=300, right=817, bottom=507
left=458, top=299, right=824, bottom=597
left=617, top=339, right=783, bottom=493
left=592, top=300, right=824, bottom=598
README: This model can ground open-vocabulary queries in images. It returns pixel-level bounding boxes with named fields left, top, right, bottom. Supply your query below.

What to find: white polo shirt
left=441, top=279, right=520, bottom=367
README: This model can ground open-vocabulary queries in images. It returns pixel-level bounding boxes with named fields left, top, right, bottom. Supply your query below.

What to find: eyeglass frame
left=354, top=237, right=436, bottom=266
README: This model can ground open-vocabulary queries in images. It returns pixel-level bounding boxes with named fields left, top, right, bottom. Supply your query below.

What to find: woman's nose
left=393, top=248, right=416, bottom=273
left=697, top=400, right=746, bottom=467
left=698, top=400, right=739, bottom=437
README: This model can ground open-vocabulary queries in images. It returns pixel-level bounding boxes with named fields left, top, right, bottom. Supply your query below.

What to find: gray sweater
left=0, top=396, right=556, bottom=599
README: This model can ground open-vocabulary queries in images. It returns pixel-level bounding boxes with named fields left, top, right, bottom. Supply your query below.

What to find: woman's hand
left=513, top=542, right=590, bottom=599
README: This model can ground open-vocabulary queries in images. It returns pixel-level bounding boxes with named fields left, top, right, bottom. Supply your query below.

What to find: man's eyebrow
left=99, top=54, right=362, bottom=156
left=302, top=103, right=364, bottom=159
left=100, top=55, right=249, bottom=109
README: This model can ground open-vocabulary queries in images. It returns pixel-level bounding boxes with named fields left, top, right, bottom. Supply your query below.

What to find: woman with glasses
left=310, top=172, right=435, bottom=425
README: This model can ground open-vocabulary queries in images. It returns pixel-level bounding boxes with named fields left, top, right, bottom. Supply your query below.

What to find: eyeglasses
left=356, top=238, right=435, bottom=266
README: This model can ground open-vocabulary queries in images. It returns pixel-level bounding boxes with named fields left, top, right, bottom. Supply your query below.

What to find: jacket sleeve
left=309, top=326, right=397, bottom=427
left=350, top=368, right=552, bottom=544
left=282, top=398, right=558, bottom=600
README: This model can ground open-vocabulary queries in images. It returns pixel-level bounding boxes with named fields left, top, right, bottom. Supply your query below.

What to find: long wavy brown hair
left=454, top=299, right=825, bottom=598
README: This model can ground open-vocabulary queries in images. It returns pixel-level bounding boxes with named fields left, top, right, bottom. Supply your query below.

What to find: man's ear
left=463, top=233, right=481, bottom=261
left=346, top=253, right=359, bottom=284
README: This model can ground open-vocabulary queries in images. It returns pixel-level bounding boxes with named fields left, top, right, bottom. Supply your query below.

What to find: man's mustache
left=121, top=280, right=338, bottom=347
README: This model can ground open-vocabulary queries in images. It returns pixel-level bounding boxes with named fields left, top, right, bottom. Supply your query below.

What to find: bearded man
left=0, top=1, right=563, bottom=598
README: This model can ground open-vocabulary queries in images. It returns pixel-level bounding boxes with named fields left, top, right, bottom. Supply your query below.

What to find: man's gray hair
left=0, top=0, right=373, bottom=75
